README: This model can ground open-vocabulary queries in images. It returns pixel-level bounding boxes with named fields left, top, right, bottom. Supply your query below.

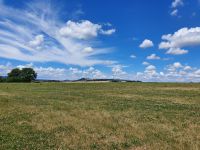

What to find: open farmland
left=0, top=82, right=200, bottom=150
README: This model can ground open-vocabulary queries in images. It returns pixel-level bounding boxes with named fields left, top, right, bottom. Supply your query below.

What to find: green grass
left=0, top=82, right=200, bottom=150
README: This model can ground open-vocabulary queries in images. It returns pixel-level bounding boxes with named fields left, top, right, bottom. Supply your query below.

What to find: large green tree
left=20, top=68, right=37, bottom=82
left=7, top=68, right=37, bottom=82
left=7, top=68, right=22, bottom=82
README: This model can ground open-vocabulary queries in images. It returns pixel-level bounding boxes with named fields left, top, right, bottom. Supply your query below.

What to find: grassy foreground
left=0, top=83, right=200, bottom=150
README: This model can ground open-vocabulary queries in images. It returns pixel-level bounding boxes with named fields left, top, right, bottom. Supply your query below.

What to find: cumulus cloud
left=82, top=67, right=106, bottom=79
left=69, top=66, right=107, bottom=79
left=159, top=27, right=200, bottom=55
left=59, top=20, right=100, bottom=40
left=146, top=54, right=160, bottom=60
left=35, top=67, right=67, bottom=80
left=111, top=65, right=127, bottom=79
left=165, top=62, right=183, bottom=74
left=144, top=65, right=157, bottom=76
left=173, top=62, right=183, bottom=68
left=130, top=54, right=136, bottom=59
left=59, top=20, right=116, bottom=39
left=139, top=39, right=154, bottom=48
left=0, top=1, right=116, bottom=66
left=135, top=62, right=200, bottom=82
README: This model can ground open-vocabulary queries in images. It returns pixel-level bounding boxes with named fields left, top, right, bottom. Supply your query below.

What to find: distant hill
left=35, top=78, right=142, bottom=83
left=72, top=78, right=142, bottom=83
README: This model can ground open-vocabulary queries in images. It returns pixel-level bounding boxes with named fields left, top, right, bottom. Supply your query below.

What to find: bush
left=0, top=76, right=4, bottom=82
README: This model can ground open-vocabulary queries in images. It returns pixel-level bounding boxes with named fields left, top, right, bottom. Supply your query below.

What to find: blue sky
left=0, top=0, right=200, bottom=82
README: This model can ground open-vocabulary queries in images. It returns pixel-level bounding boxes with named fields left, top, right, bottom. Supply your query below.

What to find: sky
left=0, top=0, right=200, bottom=82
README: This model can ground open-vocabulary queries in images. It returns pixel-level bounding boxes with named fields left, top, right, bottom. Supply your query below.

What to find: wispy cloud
left=170, top=0, right=184, bottom=17
left=172, top=0, right=184, bottom=8
left=170, top=9, right=178, bottom=16
left=0, top=0, right=116, bottom=66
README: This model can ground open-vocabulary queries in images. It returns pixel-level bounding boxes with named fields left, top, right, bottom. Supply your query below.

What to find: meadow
left=0, top=82, right=200, bottom=150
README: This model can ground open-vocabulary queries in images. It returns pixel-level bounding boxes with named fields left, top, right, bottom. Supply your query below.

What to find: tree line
left=0, top=68, right=37, bottom=82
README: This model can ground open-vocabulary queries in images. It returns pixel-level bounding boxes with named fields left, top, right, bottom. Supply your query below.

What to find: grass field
left=0, top=82, right=200, bottom=150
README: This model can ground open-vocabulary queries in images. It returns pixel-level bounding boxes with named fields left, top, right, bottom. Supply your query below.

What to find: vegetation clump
left=0, top=76, right=6, bottom=82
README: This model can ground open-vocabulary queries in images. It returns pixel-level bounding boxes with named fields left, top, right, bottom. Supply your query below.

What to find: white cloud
left=173, top=62, right=183, bottom=68
left=147, top=54, right=160, bottom=60
left=170, top=9, right=178, bottom=16
left=100, top=29, right=116, bottom=35
left=170, top=0, right=183, bottom=17
left=112, top=65, right=127, bottom=79
left=172, top=0, right=184, bottom=8
left=145, top=65, right=157, bottom=76
left=0, top=1, right=116, bottom=66
left=159, top=27, right=200, bottom=55
left=1, top=62, right=107, bottom=80
left=69, top=66, right=106, bottom=79
left=166, top=62, right=183, bottom=73
left=14, top=63, right=67, bottom=80
left=134, top=62, right=200, bottom=82
left=165, top=48, right=188, bottom=55
left=184, top=66, right=192, bottom=71
left=82, top=47, right=94, bottom=53
left=134, top=65, right=159, bottom=81
left=69, top=67, right=82, bottom=75
left=145, top=65, right=156, bottom=71
left=193, top=69, right=200, bottom=77
left=35, top=67, right=67, bottom=80
left=0, top=62, right=12, bottom=76
left=83, top=67, right=106, bottom=79
left=139, top=39, right=154, bottom=48
left=59, top=20, right=116, bottom=39
left=59, top=20, right=101, bottom=40
left=130, top=54, right=136, bottom=59
left=29, top=34, right=44, bottom=48
left=17, top=63, right=34, bottom=69
left=142, top=61, right=150, bottom=66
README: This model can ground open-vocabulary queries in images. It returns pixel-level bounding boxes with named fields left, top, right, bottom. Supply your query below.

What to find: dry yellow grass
left=0, top=82, right=200, bottom=149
